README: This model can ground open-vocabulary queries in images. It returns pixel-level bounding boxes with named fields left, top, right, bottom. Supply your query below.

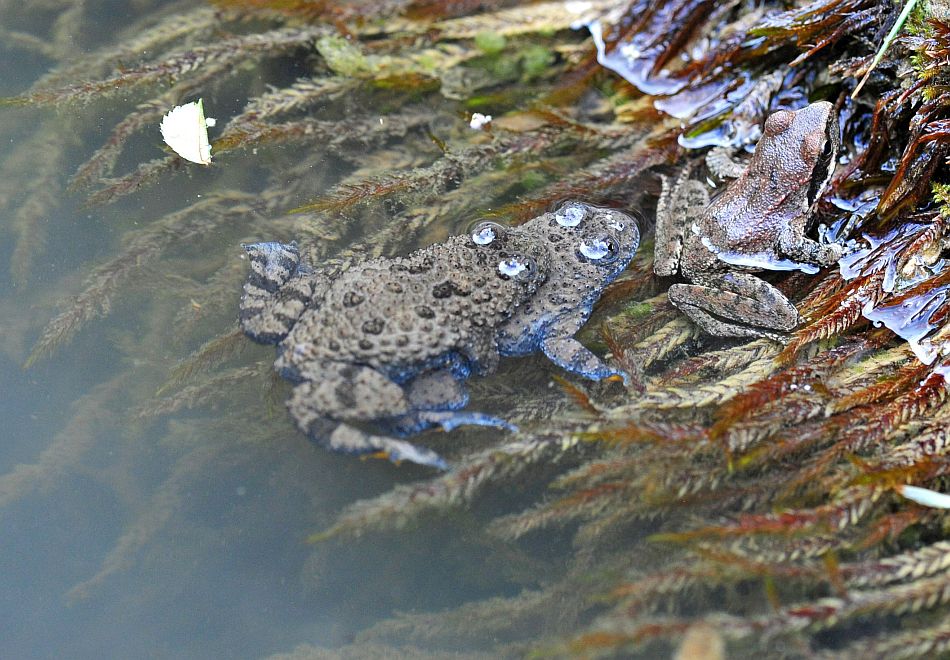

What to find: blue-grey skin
left=239, top=202, right=639, bottom=469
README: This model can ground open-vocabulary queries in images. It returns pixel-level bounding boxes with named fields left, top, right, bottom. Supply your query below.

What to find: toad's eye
left=497, top=255, right=537, bottom=280
left=471, top=221, right=505, bottom=246
left=578, top=234, right=620, bottom=263
left=555, top=203, right=587, bottom=228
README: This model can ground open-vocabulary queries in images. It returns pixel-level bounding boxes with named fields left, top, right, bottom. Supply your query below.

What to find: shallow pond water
left=0, top=2, right=637, bottom=658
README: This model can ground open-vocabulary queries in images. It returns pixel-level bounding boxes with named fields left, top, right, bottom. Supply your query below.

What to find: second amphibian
left=654, top=101, right=846, bottom=340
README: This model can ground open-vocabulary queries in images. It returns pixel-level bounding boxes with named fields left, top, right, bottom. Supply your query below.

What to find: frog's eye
left=764, top=109, right=794, bottom=134
left=497, top=255, right=537, bottom=280
left=578, top=234, right=620, bottom=263
left=555, top=203, right=588, bottom=228
left=470, top=221, right=505, bottom=246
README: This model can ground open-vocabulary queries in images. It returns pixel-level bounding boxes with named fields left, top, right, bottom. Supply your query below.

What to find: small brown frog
left=654, top=101, right=845, bottom=339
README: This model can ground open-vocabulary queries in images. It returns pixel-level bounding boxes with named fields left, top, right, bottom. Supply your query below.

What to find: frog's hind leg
left=669, top=272, right=799, bottom=341
left=288, top=364, right=449, bottom=469
left=240, top=242, right=329, bottom=344
left=654, top=170, right=709, bottom=277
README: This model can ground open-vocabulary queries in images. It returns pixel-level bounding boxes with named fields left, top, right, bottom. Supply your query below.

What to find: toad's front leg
left=668, top=271, right=799, bottom=341
left=388, top=369, right=517, bottom=435
left=539, top=315, right=629, bottom=385
left=290, top=363, right=517, bottom=469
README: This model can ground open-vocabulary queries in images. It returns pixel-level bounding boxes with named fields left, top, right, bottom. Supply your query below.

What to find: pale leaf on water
left=159, top=98, right=214, bottom=165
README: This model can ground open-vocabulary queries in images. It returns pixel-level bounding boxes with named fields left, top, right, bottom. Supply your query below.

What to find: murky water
left=0, top=4, right=583, bottom=658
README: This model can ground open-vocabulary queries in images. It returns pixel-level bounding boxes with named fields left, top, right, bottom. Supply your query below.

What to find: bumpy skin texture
left=654, top=101, right=846, bottom=340
left=240, top=202, right=639, bottom=469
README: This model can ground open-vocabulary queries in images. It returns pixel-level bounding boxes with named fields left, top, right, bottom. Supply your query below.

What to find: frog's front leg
left=540, top=316, right=629, bottom=384
left=654, top=169, right=710, bottom=277
left=240, top=242, right=331, bottom=344
left=778, top=226, right=844, bottom=267
left=705, top=146, right=748, bottom=180
left=669, top=271, right=799, bottom=340
left=288, top=363, right=449, bottom=469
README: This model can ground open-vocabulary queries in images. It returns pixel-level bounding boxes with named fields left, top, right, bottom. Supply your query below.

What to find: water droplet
left=471, top=222, right=500, bottom=245
left=578, top=235, right=618, bottom=261
left=555, top=204, right=586, bottom=227
left=498, top=256, right=534, bottom=279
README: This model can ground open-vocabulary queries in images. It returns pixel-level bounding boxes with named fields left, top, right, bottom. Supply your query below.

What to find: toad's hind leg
left=240, top=242, right=330, bottom=344
left=288, top=363, right=449, bottom=469
left=405, top=370, right=470, bottom=411
left=669, top=272, right=799, bottom=341
left=309, top=417, right=450, bottom=470
left=389, top=370, right=517, bottom=435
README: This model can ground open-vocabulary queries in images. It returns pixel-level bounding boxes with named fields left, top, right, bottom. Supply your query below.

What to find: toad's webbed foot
left=388, top=410, right=517, bottom=436
left=240, top=242, right=330, bottom=344
left=705, top=146, right=748, bottom=180
left=325, top=423, right=448, bottom=470
left=289, top=373, right=449, bottom=469
left=541, top=336, right=630, bottom=385
left=669, top=272, right=798, bottom=341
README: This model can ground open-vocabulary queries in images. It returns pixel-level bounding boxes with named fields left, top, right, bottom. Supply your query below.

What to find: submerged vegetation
left=3, top=0, right=950, bottom=656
